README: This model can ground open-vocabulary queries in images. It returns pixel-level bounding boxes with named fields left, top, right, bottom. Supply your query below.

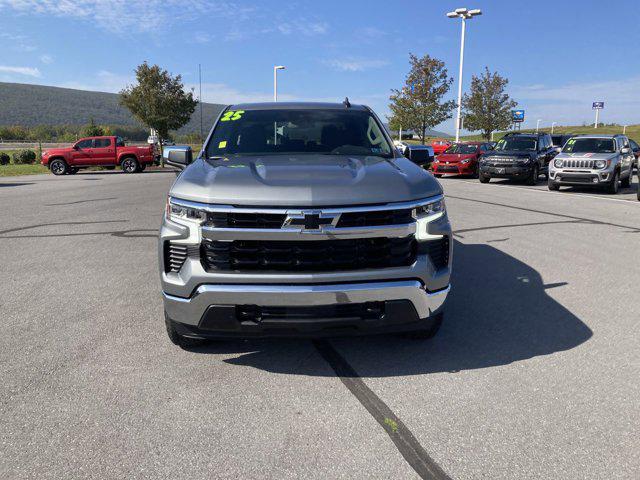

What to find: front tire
left=621, top=170, right=631, bottom=188
left=49, top=159, right=68, bottom=176
left=404, top=312, right=443, bottom=339
left=526, top=164, right=539, bottom=186
left=606, top=170, right=620, bottom=194
left=479, top=174, right=490, bottom=183
left=121, top=157, right=140, bottom=174
left=548, top=180, right=560, bottom=191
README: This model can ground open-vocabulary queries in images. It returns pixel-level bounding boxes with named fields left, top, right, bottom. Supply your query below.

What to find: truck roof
left=227, top=101, right=369, bottom=111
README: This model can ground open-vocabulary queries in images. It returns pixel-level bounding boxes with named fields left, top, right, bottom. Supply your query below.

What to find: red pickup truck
left=41, top=136, right=157, bottom=175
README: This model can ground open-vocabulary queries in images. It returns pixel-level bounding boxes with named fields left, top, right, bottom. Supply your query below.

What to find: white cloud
left=323, top=58, right=390, bottom=72
left=0, top=31, right=36, bottom=51
left=0, top=0, right=245, bottom=33
left=39, top=54, right=53, bottom=64
left=0, top=65, right=41, bottom=77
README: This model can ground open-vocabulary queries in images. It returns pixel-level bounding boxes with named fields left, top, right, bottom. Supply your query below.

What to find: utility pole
left=274, top=65, right=285, bottom=101
left=198, top=64, right=203, bottom=142
left=447, top=7, right=482, bottom=143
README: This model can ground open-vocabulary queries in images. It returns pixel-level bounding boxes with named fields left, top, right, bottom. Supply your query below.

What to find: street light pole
left=623, top=125, right=627, bottom=135
left=551, top=122, right=556, bottom=134
left=447, top=8, right=482, bottom=143
left=536, top=119, right=542, bottom=133
left=273, top=65, right=285, bottom=101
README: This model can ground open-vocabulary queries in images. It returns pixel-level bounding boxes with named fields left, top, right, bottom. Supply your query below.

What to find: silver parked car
left=548, top=134, right=635, bottom=194
left=159, top=102, right=452, bottom=347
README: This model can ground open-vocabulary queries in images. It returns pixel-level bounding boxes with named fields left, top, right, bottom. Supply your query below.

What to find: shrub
left=12, top=149, right=37, bottom=164
left=0, top=153, right=9, bottom=165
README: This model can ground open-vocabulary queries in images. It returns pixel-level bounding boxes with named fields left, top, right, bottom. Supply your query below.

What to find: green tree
left=83, top=118, right=104, bottom=137
left=388, top=54, right=456, bottom=144
left=462, top=68, right=517, bottom=141
left=119, top=62, right=198, bottom=165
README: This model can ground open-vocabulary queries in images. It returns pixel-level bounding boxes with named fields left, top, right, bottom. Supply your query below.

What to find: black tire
left=403, top=312, right=444, bottom=339
left=67, top=167, right=79, bottom=175
left=548, top=180, right=560, bottom=191
left=479, top=174, right=490, bottom=183
left=606, top=170, right=620, bottom=194
left=621, top=170, right=631, bottom=188
left=121, top=157, right=140, bottom=174
left=433, top=173, right=443, bottom=178
left=138, top=163, right=147, bottom=172
left=165, top=312, right=208, bottom=349
left=49, top=159, right=68, bottom=176
left=526, top=164, right=539, bottom=186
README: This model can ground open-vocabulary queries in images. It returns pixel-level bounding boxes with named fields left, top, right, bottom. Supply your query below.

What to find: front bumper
left=548, top=168, right=611, bottom=185
left=480, top=164, right=533, bottom=179
left=433, top=162, right=475, bottom=174
left=164, top=281, right=450, bottom=337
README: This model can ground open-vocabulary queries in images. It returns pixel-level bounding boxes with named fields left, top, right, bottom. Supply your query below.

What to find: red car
left=41, top=136, right=157, bottom=175
left=431, top=138, right=452, bottom=155
left=432, top=141, right=493, bottom=178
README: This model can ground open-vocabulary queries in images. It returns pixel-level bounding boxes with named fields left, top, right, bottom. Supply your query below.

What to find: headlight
left=413, top=198, right=446, bottom=241
left=413, top=198, right=445, bottom=218
left=517, top=157, right=531, bottom=164
left=554, top=158, right=563, bottom=168
left=460, top=159, right=471, bottom=164
left=166, top=198, right=207, bottom=223
left=595, top=160, right=606, bottom=169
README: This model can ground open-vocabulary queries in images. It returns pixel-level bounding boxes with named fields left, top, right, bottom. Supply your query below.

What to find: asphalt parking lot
left=1, top=170, right=638, bottom=479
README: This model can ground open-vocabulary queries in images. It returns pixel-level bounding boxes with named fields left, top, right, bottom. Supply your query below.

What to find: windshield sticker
left=218, top=141, right=227, bottom=148
left=220, top=110, right=245, bottom=122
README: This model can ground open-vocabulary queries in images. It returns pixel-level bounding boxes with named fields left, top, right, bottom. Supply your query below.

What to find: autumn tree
left=120, top=62, right=197, bottom=165
left=388, top=54, right=456, bottom=144
left=462, top=68, right=517, bottom=140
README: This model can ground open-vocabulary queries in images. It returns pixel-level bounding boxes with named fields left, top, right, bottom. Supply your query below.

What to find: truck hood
left=482, top=150, right=533, bottom=159
left=555, top=152, right=617, bottom=161
left=170, top=154, right=442, bottom=207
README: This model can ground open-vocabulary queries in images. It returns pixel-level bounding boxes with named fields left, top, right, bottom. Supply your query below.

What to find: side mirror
left=72, top=144, right=79, bottom=150
left=163, top=146, right=193, bottom=169
left=621, top=147, right=631, bottom=154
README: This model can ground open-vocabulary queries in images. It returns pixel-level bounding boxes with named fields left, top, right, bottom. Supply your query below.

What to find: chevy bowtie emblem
left=283, top=211, right=339, bottom=232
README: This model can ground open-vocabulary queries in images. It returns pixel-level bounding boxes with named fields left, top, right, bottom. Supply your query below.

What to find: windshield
left=494, top=137, right=537, bottom=151
left=206, top=108, right=393, bottom=158
left=562, top=138, right=615, bottom=153
left=444, top=144, right=478, bottom=154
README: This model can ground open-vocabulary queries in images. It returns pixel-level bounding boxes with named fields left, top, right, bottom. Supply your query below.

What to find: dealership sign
left=592, top=102, right=604, bottom=109
left=512, top=110, right=525, bottom=122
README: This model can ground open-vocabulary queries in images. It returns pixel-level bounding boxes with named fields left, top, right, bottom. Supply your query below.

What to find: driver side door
left=70, top=138, right=93, bottom=166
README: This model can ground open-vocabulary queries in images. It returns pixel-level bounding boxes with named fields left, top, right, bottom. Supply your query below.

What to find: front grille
left=205, top=212, right=286, bottom=228
left=563, top=159, right=595, bottom=169
left=201, top=236, right=416, bottom=272
left=418, top=236, right=450, bottom=270
left=557, top=175, right=594, bottom=184
left=236, top=303, right=385, bottom=323
left=164, top=242, right=199, bottom=273
left=337, top=209, right=413, bottom=227
left=205, top=209, right=413, bottom=229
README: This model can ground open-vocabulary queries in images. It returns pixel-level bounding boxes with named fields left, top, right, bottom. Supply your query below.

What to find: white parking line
left=445, top=178, right=640, bottom=205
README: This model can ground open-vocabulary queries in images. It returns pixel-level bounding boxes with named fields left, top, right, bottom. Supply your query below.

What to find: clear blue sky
left=1, top=0, right=639, bottom=133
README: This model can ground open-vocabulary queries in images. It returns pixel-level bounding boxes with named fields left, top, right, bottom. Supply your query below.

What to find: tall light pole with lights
left=273, top=65, right=285, bottom=101
left=447, top=7, right=482, bottom=142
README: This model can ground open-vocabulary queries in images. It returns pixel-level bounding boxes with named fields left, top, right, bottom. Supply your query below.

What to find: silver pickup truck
left=159, top=102, right=452, bottom=347
left=548, top=134, right=635, bottom=194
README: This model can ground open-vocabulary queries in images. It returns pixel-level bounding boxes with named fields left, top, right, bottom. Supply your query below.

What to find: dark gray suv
left=159, top=102, right=452, bottom=347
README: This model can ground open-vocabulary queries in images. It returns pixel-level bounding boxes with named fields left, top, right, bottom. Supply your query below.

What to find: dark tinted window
left=116, top=137, right=125, bottom=147
left=76, top=139, right=93, bottom=149
left=94, top=138, right=111, bottom=148
left=495, top=137, right=537, bottom=151
left=206, top=108, right=392, bottom=158
left=629, top=139, right=639, bottom=151
left=444, top=144, right=478, bottom=154
left=563, top=138, right=615, bottom=153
